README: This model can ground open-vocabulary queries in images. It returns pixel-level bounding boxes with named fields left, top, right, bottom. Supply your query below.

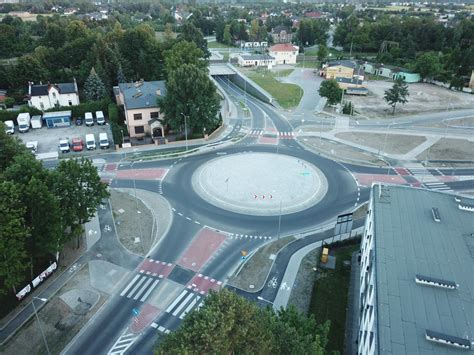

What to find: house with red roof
left=268, top=43, right=299, bottom=65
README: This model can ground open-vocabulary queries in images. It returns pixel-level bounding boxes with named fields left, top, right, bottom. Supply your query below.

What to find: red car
left=72, top=138, right=84, bottom=152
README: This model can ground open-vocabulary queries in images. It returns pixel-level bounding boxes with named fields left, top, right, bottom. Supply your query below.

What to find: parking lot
left=14, top=120, right=115, bottom=159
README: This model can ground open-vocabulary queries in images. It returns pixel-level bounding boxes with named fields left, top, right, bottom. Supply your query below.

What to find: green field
left=246, top=70, right=302, bottom=109
left=309, top=244, right=359, bottom=354
left=297, top=60, right=320, bottom=68
left=207, top=41, right=234, bottom=49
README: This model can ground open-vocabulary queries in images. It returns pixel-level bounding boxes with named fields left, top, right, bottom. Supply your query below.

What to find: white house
left=268, top=43, right=299, bottom=65
left=28, top=80, right=80, bottom=111
left=238, top=54, right=276, bottom=68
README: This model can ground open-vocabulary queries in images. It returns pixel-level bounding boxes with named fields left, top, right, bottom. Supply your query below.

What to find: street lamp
left=257, top=296, right=273, bottom=305
left=32, top=297, right=51, bottom=355
left=180, top=112, right=189, bottom=151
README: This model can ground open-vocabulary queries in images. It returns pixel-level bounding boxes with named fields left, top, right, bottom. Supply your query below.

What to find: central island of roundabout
left=192, top=152, right=328, bottom=216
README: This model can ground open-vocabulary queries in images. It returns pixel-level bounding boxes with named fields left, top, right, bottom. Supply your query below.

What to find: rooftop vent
left=425, top=329, right=471, bottom=350
left=415, top=274, right=458, bottom=290
left=432, top=207, right=441, bottom=222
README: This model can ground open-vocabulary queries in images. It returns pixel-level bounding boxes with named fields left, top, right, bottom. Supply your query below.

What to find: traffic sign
left=132, top=308, right=139, bottom=316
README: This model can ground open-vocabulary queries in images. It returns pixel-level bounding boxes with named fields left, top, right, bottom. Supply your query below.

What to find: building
left=358, top=184, right=474, bottom=355
left=268, top=43, right=299, bottom=65
left=42, top=111, right=72, bottom=128
left=364, top=63, right=420, bottom=83
left=324, top=60, right=358, bottom=80
left=114, top=80, right=166, bottom=139
left=28, top=80, right=79, bottom=111
left=336, top=77, right=368, bottom=95
left=237, top=54, right=275, bottom=68
left=270, top=26, right=293, bottom=44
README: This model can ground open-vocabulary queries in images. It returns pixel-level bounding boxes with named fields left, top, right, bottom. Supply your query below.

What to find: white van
left=17, top=112, right=31, bottom=133
left=96, top=111, right=105, bottom=125
left=4, top=120, right=14, bottom=134
left=99, top=132, right=109, bottom=149
left=85, top=112, right=94, bottom=126
left=85, top=134, right=96, bottom=150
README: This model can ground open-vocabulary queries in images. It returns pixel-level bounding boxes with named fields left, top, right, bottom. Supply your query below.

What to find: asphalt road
left=60, top=77, right=474, bottom=355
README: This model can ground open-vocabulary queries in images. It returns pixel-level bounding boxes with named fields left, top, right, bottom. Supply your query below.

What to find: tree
left=156, top=289, right=329, bottom=354
left=317, top=45, right=328, bottom=62
left=319, top=79, right=343, bottom=106
left=84, top=67, right=107, bottom=101
left=0, top=181, right=29, bottom=295
left=159, top=63, right=220, bottom=134
left=222, top=24, right=232, bottom=46
left=415, top=52, right=441, bottom=81
left=384, top=78, right=409, bottom=114
left=53, top=158, right=109, bottom=247
left=177, top=22, right=209, bottom=58
left=164, top=41, right=207, bottom=76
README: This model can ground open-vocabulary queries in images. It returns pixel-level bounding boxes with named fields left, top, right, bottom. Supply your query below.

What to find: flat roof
left=371, top=185, right=474, bottom=354
left=42, top=111, right=72, bottom=118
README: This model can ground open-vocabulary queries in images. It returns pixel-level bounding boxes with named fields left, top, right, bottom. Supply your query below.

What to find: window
left=134, top=126, right=144, bottom=134
left=68, top=100, right=73, bottom=106
left=52, top=92, right=56, bottom=98
left=150, top=112, right=159, bottom=119
left=134, top=113, right=142, bottom=121
left=40, top=102, right=44, bottom=110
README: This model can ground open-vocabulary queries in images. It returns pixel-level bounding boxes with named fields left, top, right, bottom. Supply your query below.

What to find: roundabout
left=191, top=152, right=328, bottom=216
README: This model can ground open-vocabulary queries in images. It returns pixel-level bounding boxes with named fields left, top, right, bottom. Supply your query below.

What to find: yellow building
left=324, top=60, right=356, bottom=80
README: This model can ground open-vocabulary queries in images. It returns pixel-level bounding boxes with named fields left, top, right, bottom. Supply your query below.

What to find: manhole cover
left=249, top=285, right=255, bottom=289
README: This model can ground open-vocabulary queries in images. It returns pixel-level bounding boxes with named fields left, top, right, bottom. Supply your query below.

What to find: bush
left=0, top=106, right=42, bottom=124
left=45, top=99, right=111, bottom=119
left=108, top=102, right=128, bottom=146
left=342, top=101, right=353, bottom=115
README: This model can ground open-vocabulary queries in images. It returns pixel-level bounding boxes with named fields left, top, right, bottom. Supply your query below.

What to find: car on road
left=59, top=138, right=70, bottom=153
left=71, top=138, right=84, bottom=152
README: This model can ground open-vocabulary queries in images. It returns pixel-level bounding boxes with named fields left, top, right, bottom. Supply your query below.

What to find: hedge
left=0, top=106, right=42, bottom=124
left=108, top=102, right=128, bottom=146
left=45, top=99, right=111, bottom=119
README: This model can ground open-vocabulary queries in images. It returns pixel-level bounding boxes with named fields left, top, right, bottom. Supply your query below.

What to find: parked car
left=85, top=134, right=96, bottom=150
left=99, top=132, right=109, bottom=149
left=71, top=137, right=84, bottom=152
left=96, top=111, right=105, bottom=125
left=59, top=138, right=70, bottom=153
left=4, top=120, right=14, bottom=134
left=85, top=112, right=94, bottom=126
left=75, top=118, right=83, bottom=126
left=26, top=141, right=38, bottom=155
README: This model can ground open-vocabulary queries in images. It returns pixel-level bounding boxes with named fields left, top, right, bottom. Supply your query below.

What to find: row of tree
left=156, top=289, right=329, bottom=354
left=0, top=128, right=108, bottom=295
left=334, top=15, right=473, bottom=83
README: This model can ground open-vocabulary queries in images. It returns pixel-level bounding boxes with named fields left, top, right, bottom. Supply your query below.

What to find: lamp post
left=180, top=112, right=188, bottom=151
left=32, top=297, right=51, bottom=355
left=257, top=296, right=273, bottom=305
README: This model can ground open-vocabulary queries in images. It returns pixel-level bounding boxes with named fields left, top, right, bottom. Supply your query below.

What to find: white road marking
left=140, top=279, right=160, bottom=302
left=179, top=296, right=201, bottom=319
left=120, top=274, right=140, bottom=297
left=166, top=290, right=188, bottom=313
left=172, top=292, right=195, bottom=316
left=126, top=276, right=147, bottom=299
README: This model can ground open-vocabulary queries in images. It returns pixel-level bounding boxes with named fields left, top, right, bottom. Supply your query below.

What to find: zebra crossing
left=165, top=289, right=203, bottom=320
left=107, top=331, right=138, bottom=355
left=248, top=129, right=295, bottom=139
left=408, top=166, right=453, bottom=192
left=119, top=274, right=160, bottom=302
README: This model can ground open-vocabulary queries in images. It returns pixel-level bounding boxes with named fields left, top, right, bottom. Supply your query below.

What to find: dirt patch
left=110, top=190, right=154, bottom=256
left=1, top=264, right=108, bottom=355
left=300, top=137, right=388, bottom=166
left=446, top=116, right=474, bottom=128
left=287, top=247, right=321, bottom=313
left=417, top=138, right=474, bottom=161
left=335, top=132, right=426, bottom=155
left=352, top=204, right=368, bottom=220
left=348, top=81, right=474, bottom=118
left=228, top=236, right=295, bottom=292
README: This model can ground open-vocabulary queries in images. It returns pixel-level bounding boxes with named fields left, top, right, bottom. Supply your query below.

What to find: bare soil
left=349, top=81, right=474, bottom=118
left=300, top=137, right=388, bottom=166
left=110, top=190, right=154, bottom=256
left=228, top=236, right=295, bottom=292
left=335, top=132, right=426, bottom=155
left=416, top=138, right=474, bottom=161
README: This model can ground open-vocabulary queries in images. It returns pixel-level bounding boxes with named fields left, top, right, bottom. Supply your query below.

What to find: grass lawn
left=309, top=244, right=360, bottom=354
left=303, top=48, right=318, bottom=56
left=246, top=70, right=302, bottom=109
left=208, top=41, right=234, bottom=49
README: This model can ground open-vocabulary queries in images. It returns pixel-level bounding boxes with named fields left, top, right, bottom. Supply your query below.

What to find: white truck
left=17, top=113, right=31, bottom=133
left=31, top=115, right=43, bottom=129
left=59, top=138, right=70, bottom=153
left=99, top=132, right=109, bottom=149
left=84, top=112, right=94, bottom=126
left=4, top=120, right=14, bottom=134
left=96, top=111, right=105, bottom=125
left=85, top=134, right=96, bottom=150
